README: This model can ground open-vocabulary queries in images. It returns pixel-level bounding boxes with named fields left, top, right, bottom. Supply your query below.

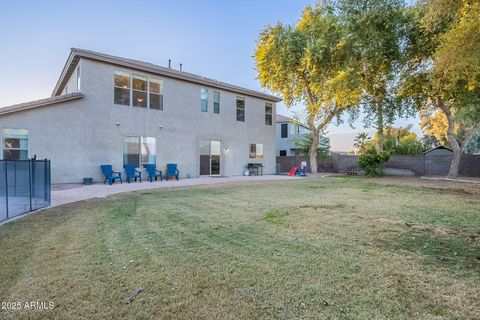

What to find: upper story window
left=200, top=89, right=208, bottom=112
left=3, top=129, right=28, bottom=160
left=291, top=125, right=309, bottom=135
left=236, top=97, right=245, bottom=122
left=265, top=103, right=272, bottom=125
left=149, top=79, right=163, bottom=110
left=213, top=91, right=220, bottom=114
left=249, top=144, right=263, bottom=159
left=133, top=75, right=148, bottom=108
left=114, top=71, right=131, bottom=106
left=114, top=71, right=163, bottom=110
left=281, top=123, right=288, bottom=138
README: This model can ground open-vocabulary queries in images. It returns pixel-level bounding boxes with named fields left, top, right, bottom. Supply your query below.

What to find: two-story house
left=276, top=114, right=330, bottom=157
left=0, top=48, right=280, bottom=183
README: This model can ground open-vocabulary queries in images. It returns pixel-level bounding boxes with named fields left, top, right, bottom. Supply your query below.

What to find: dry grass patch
left=0, top=177, right=479, bottom=319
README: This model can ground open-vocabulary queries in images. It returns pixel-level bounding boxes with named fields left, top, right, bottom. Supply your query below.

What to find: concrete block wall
left=276, top=154, right=480, bottom=177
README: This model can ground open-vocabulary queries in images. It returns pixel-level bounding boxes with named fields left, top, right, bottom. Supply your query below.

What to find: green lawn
left=1, top=177, right=479, bottom=319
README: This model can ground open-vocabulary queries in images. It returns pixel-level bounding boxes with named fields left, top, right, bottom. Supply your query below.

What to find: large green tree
left=254, top=2, right=361, bottom=173
left=339, top=0, right=412, bottom=152
left=354, top=125, right=423, bottom=155
left=402, top=0, right=480, bottom=176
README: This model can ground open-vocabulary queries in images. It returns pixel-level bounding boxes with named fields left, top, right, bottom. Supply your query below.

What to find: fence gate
left=0, top=159, right=51, bottom=222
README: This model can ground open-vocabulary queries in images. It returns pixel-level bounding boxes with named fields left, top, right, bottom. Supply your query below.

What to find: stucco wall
left=275, top=122, right=305, bottom=156
left=0, top=58, right=276, bottom=183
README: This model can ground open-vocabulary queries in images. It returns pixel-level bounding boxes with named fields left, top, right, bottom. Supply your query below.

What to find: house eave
left=0, top=92, right=84, bottom=116
left=52, top=48, right=282, bottom=103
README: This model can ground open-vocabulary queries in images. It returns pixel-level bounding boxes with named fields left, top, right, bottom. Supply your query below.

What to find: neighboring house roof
left=275, top=114, right=309, bottom=129
left=423, top=145, right=453, bottom=154
left=0, top=92, right=83, bottom=116
left=276, top=114, right=291, bottom=123
left=53, top=48, right=282, bottom=102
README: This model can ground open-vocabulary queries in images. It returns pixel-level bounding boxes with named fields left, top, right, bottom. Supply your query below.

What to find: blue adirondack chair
left=143, top=164, right=163, bottom=182
left=166, top=163, right=179, bottom=181
left=124, top=164, right=142, bottom=183
left=100, top=164, right=122, bottom=185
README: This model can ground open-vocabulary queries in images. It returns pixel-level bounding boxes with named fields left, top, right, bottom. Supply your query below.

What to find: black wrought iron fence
left=0, top=159, right=51, bottom=223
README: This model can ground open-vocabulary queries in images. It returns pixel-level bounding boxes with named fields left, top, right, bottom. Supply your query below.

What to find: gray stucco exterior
left=275, top=116, right=311, bottom=156
left=0, top=52, right=278, bottom=183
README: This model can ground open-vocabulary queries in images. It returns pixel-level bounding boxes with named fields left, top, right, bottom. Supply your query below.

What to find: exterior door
left=199, top=140, right=221, bottom=175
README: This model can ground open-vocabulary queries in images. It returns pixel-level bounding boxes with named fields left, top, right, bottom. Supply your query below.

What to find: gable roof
left=0, top=92, right=83, bottom=116
left=423, top=145, right=453, bottom=154
left=53, top=48, right=282, bottom=102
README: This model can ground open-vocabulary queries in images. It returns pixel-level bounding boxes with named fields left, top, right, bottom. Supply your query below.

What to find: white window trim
left=2, top=128, right=29, bottom=160
left=236, top=97, right=246, bottom=121
left=249, top=143, right=264, bottom=160
left=213, top=91, right=220, bottom=114
left=200, top=88, right=208, bottom=112
left=265, top=102, right=273, bottom=125
left=114, top=71, right=164, bottom=110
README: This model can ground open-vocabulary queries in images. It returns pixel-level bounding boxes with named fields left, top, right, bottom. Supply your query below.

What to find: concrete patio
left=50, top=175, right=305, bottom=208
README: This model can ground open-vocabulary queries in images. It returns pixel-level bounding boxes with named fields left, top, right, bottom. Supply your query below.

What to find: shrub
left=358, top=148, right=391, bottom=177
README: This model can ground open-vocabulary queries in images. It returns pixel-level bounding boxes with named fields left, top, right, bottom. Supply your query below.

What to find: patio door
left=199, top=140, right=221, bottom=176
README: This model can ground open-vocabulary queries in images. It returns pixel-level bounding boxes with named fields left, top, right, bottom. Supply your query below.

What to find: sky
left=0, top=0, right=420, bottom=150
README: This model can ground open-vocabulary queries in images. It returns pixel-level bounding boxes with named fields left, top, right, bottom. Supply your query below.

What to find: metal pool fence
left=0, top=159, right=51, bottom=223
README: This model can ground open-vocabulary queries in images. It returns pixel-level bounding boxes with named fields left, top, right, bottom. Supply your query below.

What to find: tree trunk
left=439, top=103, right=461, bottom=177
left=376, top=99, right=384, bottom=152
left=451, top=122, right=480, bottom=177
left=449, top=146, right=461, bottom=177
left=309, top=129, right=319, bottom=175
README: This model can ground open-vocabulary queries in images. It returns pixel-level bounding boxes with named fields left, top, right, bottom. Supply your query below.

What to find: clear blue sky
left=0, top=0, right=419, bottom=141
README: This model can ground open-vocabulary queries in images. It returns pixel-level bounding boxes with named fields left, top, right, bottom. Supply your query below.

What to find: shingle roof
left=53, top=48, right=282, bottom=102
left=0, top=92, right=83, bottom=116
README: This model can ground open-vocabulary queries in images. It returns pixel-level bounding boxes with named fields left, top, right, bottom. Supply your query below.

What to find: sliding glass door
left=199, top=140, right=221, bottom=176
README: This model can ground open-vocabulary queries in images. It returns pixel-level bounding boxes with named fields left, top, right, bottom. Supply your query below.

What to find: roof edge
left=276, top=114, right=310, bottom=129
left=51, top=49, right=79, bottom=97
left=0, top=92, right=83, bottom=116
left=53, top=48, right=282, bottom=102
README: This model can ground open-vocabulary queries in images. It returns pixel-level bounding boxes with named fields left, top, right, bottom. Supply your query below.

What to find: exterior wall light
left=224, top=147, right=229, bottom=152
left=116, top=122, right=120, bottom=126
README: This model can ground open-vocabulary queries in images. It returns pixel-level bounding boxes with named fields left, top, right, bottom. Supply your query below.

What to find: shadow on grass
left=387, top=229, right=480, bottom=273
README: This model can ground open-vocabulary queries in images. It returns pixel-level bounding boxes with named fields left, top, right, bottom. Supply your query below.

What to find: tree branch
left=461, top=121, right=480, bottom=151
left=436, top=97, right=461, bottom=151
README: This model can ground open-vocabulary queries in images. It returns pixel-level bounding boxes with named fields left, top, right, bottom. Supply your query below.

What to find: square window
left=3, top=129, right=28, bottom=160
left=150, top=94, right=163, bottom=110
left=133, top=91, right=147, bottom=108
left=249, top=143, right=263, bottom=159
